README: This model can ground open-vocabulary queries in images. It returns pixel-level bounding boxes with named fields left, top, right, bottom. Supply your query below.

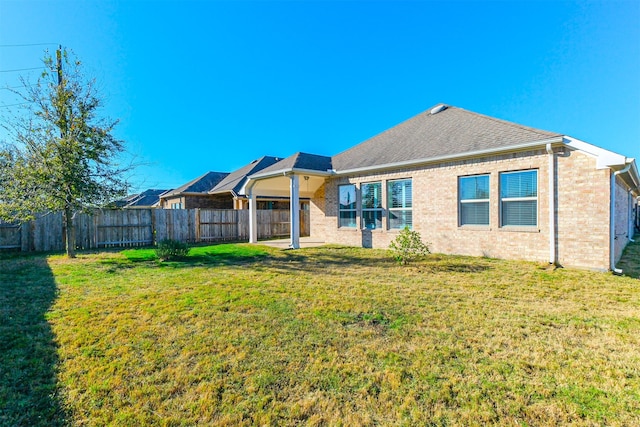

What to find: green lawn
left=1, top=243, right=639, bottom=426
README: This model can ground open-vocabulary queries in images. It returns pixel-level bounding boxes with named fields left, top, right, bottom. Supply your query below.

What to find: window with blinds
left=338, top=184, right=357, bottom=228
left=387, top=179, right=412, bottom=229
left=459, top=175, right=489, bottom=226
left=361, top=182, right=382, bottom=229
left=500, top=170, right=538, bottom=227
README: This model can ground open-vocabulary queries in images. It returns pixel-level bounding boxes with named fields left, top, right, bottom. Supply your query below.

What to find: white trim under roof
left=562, top=136, right=628, bottom=169
left=248, top=167, right=334, bottom=181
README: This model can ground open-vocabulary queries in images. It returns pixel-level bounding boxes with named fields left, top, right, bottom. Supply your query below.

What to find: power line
left=1, top=83, right=37, bottom=90
left=0, top=43, right=58, bottom=47
left=0, top=102, right=30, bottom=108
left=0, top=67, right=43, bottom=73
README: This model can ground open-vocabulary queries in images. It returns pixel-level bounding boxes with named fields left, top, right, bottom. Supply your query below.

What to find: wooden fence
left=0, top=208, right=310, bottom=253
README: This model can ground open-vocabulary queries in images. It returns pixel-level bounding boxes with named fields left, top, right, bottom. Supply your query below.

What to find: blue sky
left=1, top=0, right=638, bottom=192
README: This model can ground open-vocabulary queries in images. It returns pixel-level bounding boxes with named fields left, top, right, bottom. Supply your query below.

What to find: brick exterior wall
left=613, top=177, right=633, bottom=263
left=162, top=194, right=233, bottom=209
left=310, top=148, right=618, bottom=270
left=556, top=149, right=610, bottom=269
left=161, top=196, right=185, bottom=209
left=185, top=194, right=233, bottom=209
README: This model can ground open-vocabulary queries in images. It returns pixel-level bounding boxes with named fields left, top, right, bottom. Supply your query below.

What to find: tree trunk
left=64, top=207, right=76, bottom=258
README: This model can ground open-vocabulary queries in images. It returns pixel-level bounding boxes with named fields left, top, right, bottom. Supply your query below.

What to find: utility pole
left=56, top=45, right=63, bottom=87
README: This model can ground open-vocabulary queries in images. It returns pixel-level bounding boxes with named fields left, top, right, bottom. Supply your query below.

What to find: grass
left=1, top=242, right=639, bottom=426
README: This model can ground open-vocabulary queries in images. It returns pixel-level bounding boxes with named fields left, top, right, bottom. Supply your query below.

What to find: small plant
left=389, top=226, right=430, bottom=265
left=155, top=239, right=190, bottom=261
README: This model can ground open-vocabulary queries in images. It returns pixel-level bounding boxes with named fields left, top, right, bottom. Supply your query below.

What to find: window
left=338, top=184, right=357, bottom=227
left=387, top=179, right=412, bottom=229
left=361, top=182, right=382, bottom=229
left=171, top=202, right=183, bottom=209
left=500, top=170, right=537, bottom=227
left=459, top=175, right=490, bottom=226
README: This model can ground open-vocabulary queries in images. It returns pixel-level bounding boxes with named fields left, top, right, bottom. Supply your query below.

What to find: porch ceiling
left=250, top=174, right=326, bottom=198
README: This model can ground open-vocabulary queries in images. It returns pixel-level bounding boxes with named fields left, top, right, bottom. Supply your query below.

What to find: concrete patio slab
left=254, top=237, right=326, bottom=249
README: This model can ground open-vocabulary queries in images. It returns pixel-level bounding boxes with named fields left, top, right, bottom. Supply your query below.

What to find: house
left=159, top=171, right=229, bottom=209
left=208, top=156, right=301, bottom=209
left=112, top=189, right=170, bottom=208
left=245, top=104, right=640, bottom=271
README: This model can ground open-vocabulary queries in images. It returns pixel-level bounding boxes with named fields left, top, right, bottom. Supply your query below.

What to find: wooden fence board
left=2, top=208, right=310, bottom=253
left=0, top=221, right=21, bottom=249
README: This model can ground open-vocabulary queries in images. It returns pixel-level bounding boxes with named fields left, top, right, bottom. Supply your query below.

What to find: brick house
left=159, top=171, right=230, bottom=209
left=113, top=188, right=170, bottom=208
left=245, top=104, right=639, bottom=271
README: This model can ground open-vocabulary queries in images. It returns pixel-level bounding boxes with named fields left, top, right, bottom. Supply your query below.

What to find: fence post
left=150, top=208, right=156, bottom=245
left=235, top=209, right=239, bottom=240
left=195, top=208, right=201, bottom=243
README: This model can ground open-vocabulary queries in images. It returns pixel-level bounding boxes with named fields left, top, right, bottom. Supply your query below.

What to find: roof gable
left=210, top=156, right=282, bottom=195
left=253, top=152, right=333, bottom=177
left=127, top=189, right=170, bottom=207
left=162, top=171, right=229, bottom=197
left=332, top=104, right=561, bottom=171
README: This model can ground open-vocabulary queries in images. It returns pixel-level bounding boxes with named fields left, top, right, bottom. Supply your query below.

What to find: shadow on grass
left=119, top=243, right=274, bottom=269
left=0, top=254, right=68, bottom=426
left=116, top=243, right=493, bottom=276
left=617, top=238, right=640, bottom=279
left=259, top=246, right=494, bottom=275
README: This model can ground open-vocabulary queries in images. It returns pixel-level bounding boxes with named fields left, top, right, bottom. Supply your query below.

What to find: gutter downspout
left=546, top=144, right=557, bottom=265
left=630, top=190, right=636, bottom=243
left=610, top=163, right=632, bottom=274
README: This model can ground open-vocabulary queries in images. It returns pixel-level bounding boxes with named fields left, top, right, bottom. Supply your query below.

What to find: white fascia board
left=563, top=136, right=627, bottom=169
left=242, top=168, right=334, bottom=196
left=627, top=159, right=640, bottom=194
left=565, top=136, right=639, bottom=193
left=336, top=137, right=564, bottom=176
left=248, top=167, right=334, bottom=181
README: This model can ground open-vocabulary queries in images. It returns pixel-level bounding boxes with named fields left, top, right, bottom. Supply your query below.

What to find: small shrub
left=155, top=239, right=190, bottom=261
left=389, top=226, right=430, bottom=265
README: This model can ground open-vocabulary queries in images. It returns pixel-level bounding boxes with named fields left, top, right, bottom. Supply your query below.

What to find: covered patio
left=242, top=152, right=333, bottom=249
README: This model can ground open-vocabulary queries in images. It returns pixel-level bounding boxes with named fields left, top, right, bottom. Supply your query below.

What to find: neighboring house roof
left=161, top=171, right=229, bottom=198
left=126, top=189, right=171, bottom=207
left=331, top=104, right=562, bottom=172
left=210, top=156, right=282, bottom=197
left=251, top=152, right=334, bottom=179
left=113, top=189, right=171, bottom=208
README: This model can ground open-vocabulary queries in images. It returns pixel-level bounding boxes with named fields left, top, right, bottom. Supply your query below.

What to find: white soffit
left=563, top=136, right=627, bottom=169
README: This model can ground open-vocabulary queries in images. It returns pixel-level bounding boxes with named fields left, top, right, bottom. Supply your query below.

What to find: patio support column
left=289, top=174, right=300, bottom=249
left=249, top=191, right=258, bottom=244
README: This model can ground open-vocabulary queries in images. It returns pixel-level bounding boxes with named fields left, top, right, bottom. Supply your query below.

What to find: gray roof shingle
left=162, top=171, right=229, bottom=197
left=113, top=189, right=171, bottom=207
left=126, top=189, right=170, bottom=207
left=210, top=156, right=282, bottom=196
left=331, top=104, right=561, bottom=171
left=254, top=152, right=333, bottom=176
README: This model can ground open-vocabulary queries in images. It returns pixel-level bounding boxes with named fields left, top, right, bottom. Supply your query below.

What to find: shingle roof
left=210, top=156, right=282, bottom=196
left=126, top=189, right=170, bottom=207
left=112, top=188, right=171, bottom=207
left=331, top=104, right=562, bottom=171
left=161, top=171, right=229, bottom=197
left=253, top=152, right=333, bottom=176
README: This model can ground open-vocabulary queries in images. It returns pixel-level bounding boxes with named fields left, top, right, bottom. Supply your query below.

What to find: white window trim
left=387, top=178, right=412, bottom=230
left=458, top=174, right=490, bottom=227
left=361, top=181, right=383, bottom=230
left=499, top=170, right=538, bottom=228
left=338, top=184, right=357, bottom=228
